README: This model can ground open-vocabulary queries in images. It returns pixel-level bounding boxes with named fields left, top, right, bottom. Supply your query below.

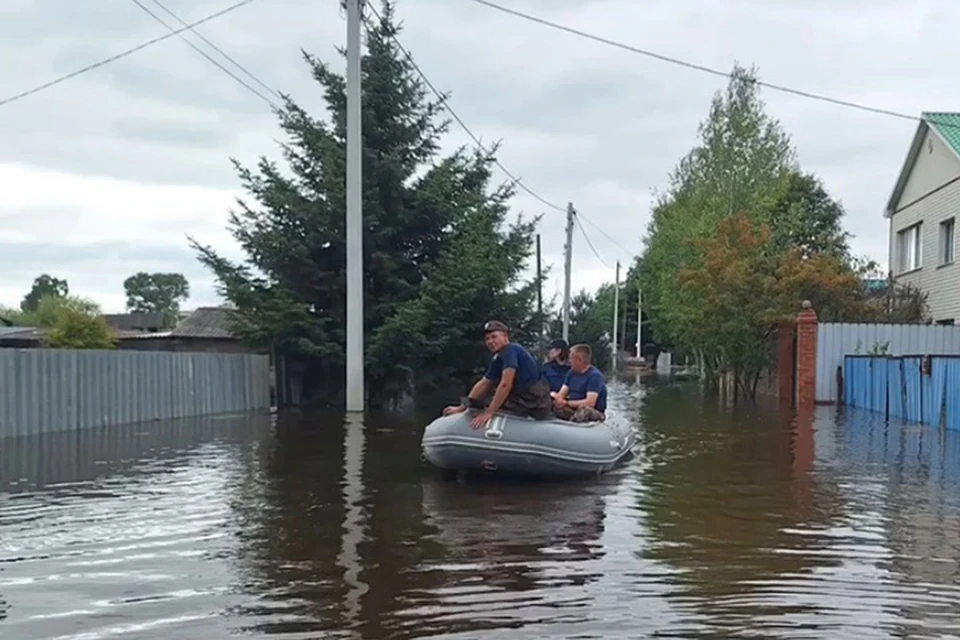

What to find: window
left=940, top=217, right=955, bottom=265
left=897, top=223, right=922, bottom=272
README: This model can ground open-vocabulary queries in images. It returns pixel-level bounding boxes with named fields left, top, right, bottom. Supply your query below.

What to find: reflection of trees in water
left=226, top=408, right=617, bottom=638
left=638, top=386, right=841, bottom=620
left=0, top=413, right=270, bottom=491
left=407, top=477, right=612, bottom=638
left=224, top=410, right=352, bottom=636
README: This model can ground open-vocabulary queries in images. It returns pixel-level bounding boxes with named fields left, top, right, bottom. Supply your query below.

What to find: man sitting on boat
left=541, top=338, right=571, bottom=394
left=442, top=320, right=553, bottom=428
left=552, top=344, right=607, bottom=423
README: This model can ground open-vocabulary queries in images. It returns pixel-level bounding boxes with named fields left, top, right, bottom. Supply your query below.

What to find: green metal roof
left=923, top=112, right=960, bottom=156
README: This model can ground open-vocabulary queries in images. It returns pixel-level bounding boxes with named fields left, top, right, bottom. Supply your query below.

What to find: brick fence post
left=777, top=320, right=795, bottom=403
left=796, top=300, right=818, bottom=408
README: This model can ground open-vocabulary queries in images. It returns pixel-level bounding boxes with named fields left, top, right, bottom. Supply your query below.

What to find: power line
left=363, top=2, right=564, bottom=214
left=0, top=0, right=258, bottom=108
left=575, top=212, right=611, bottom=269
left=363, top=2, right=626, bottom=267
left=577, top=212, right=634, bottom=258
left=148, top=0, right=281, bottom=100
left=130, top=0, right=277, bottom=108
left=465, top=0, right=932, bottom=126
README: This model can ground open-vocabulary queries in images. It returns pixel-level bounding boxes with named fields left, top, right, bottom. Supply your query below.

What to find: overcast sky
left=0, top=0, right=949, bottom=313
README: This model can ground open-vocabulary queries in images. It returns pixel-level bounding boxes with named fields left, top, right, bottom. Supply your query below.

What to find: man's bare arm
left=566, top=391, right=599, bottom=409
left=484, top=368, right=516, bottom=414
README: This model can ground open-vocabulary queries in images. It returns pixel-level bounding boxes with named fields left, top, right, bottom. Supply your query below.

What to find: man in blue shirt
left=541, top=338, right=571, bottom=394
left=553, top=343, right=607, bottom=422
left=443, top=320, right=552, bottom=428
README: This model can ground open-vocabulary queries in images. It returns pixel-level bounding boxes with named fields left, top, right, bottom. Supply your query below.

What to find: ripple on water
left=4, top=393, right=960, bottom=638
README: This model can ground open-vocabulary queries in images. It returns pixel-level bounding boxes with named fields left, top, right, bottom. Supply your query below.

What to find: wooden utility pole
left=562, top=203, right=574, bottom=341
left=536, top=233, right=543, bottom=357
left=612, top=261, right=620, bottom=371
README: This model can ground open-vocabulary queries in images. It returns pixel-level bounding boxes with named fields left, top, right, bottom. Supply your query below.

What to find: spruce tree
left=192, top=1, right=537, bottom=406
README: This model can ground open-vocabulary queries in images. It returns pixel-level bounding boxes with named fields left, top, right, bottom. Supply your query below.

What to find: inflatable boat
left=420, top=409, right=636, bottom=478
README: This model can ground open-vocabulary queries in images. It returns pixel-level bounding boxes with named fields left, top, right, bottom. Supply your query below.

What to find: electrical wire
left=148, top=0, right=281, bottom=100
left=364, top=2, right=564, bottom=214
left=363, top=2, right=627, bottom=266
left=574, top=212, right=611, bottom=269
left=130, top=0, right=277, bottom=108
left=0, top=0, right=259, bottom=108
left=577, top=212, right=634, bottom=258
left=464, top=0, right=934, bottom=126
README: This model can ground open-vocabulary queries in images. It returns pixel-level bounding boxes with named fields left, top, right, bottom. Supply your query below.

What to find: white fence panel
left=816, top=323, right=960, bottom=402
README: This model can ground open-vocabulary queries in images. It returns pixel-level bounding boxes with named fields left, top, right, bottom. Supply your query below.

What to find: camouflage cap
left=483, top=320, right=509, bottom=334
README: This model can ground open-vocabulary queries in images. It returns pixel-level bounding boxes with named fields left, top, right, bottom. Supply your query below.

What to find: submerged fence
left=0, top=349, right=271, bottom=437
left=818, top=323, right=960, bottom=403
left=843, top=355, right=960, bottom=430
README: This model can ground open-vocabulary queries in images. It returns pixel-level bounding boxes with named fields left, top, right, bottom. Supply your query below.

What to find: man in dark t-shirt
left=553, top=343, right=607, bottom=423
left=541, top=338, right=571, bottom=393
left=443, top=320, right=553, bottom=428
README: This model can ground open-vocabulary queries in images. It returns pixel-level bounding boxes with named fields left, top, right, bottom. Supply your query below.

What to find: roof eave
left=885, top=119, right=929, bottom=218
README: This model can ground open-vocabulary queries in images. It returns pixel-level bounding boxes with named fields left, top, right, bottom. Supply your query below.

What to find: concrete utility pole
left=345, top=0, right=364, bottom=412
left=562, top=202, right=574, bottom=342
left=612, top=261, right=620, bottom=371
left=636, top=287, right=643, bottom=358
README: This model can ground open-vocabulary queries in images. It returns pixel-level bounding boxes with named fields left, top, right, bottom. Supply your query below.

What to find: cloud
left=0, top=0, right=952, bottom=316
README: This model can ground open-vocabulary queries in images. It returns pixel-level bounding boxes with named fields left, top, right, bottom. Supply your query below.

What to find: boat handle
left=484, top=429, right=503, bottom=440
left=481, top=459, right=498, bottom=471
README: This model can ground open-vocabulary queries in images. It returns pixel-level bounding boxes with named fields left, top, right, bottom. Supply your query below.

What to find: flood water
left=3, top=379, right=960, bottom=639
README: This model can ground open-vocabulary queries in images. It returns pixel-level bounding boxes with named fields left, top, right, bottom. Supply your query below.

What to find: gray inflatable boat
left=420, top=409, right=635, bottom=478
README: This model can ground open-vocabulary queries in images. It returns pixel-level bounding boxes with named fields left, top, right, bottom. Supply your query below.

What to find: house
left=117, top=307, right=253, bottom=354
left=0, top=326, right=44, bottom=348
left=0, top=308, right=253, bottom=354
left=886, top=112, right=960, bottom=325
left=103, top=312, right=166, bottom=333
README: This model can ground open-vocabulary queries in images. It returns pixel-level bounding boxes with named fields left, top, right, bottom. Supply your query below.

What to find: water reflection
left=0, top=412, right=273, bottom=640
left=337, top=413, right=368, bottom=634
left=5, top=384, right=960, bottom=637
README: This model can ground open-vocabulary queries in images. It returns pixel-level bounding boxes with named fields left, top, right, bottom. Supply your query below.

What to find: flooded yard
left=2, top=379, right=960, bottom=638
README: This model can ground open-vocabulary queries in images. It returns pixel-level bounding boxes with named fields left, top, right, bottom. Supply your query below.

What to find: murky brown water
left=3, top=379, right=960, bottom=639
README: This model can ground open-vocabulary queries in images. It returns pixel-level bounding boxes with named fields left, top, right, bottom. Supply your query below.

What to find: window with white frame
left=940, top=217, right=955, bottom=265
left=897, top=223, right=922, bottom=273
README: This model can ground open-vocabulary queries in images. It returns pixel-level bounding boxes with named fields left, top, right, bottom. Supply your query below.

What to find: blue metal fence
left=0, top=348, right=272, bottom=437
left=844, top=355, right=960, bottom=430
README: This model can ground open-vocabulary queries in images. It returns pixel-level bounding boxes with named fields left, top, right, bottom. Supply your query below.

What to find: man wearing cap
left=541, top=338, right=571, bottom=394
left=442, top=320, right=553, bottom=428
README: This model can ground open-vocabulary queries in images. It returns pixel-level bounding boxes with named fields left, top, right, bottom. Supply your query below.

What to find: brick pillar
left=777, top=320, right=795, bottom=403
left=796, top=300, right=818, bottom=408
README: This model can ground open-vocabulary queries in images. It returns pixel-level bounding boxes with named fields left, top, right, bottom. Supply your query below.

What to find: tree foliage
left=191, top=2, right=537, bottom=407
left=674, top=214, right=864, bottom=395
left=637, top=63, right=924, bottom=397
left=123, top=272, right=190, bottom=328
left=5, top=294, right=117, bottom=350
left=547, top=290, right=612, bottom=371
left=44, top=306, right=118, bottom=350
left=21, top=274, right=68, bottom=312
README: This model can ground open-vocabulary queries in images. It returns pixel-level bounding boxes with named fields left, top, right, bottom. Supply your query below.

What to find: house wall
left=890, top=127, right=960, bottom=323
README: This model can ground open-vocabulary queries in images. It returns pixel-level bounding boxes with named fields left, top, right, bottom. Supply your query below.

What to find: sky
left=0, top=0, right=952, bottom=313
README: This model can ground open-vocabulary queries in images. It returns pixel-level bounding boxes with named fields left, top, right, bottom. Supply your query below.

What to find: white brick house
left=886, top=112, right=960, bottom=324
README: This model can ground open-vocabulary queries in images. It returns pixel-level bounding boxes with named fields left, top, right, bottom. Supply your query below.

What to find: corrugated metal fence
left=843, top=355, right=960, bottom=430
left=817, top=323, right=960, bottom=402
left=0, top=349, right=271, bottom=437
